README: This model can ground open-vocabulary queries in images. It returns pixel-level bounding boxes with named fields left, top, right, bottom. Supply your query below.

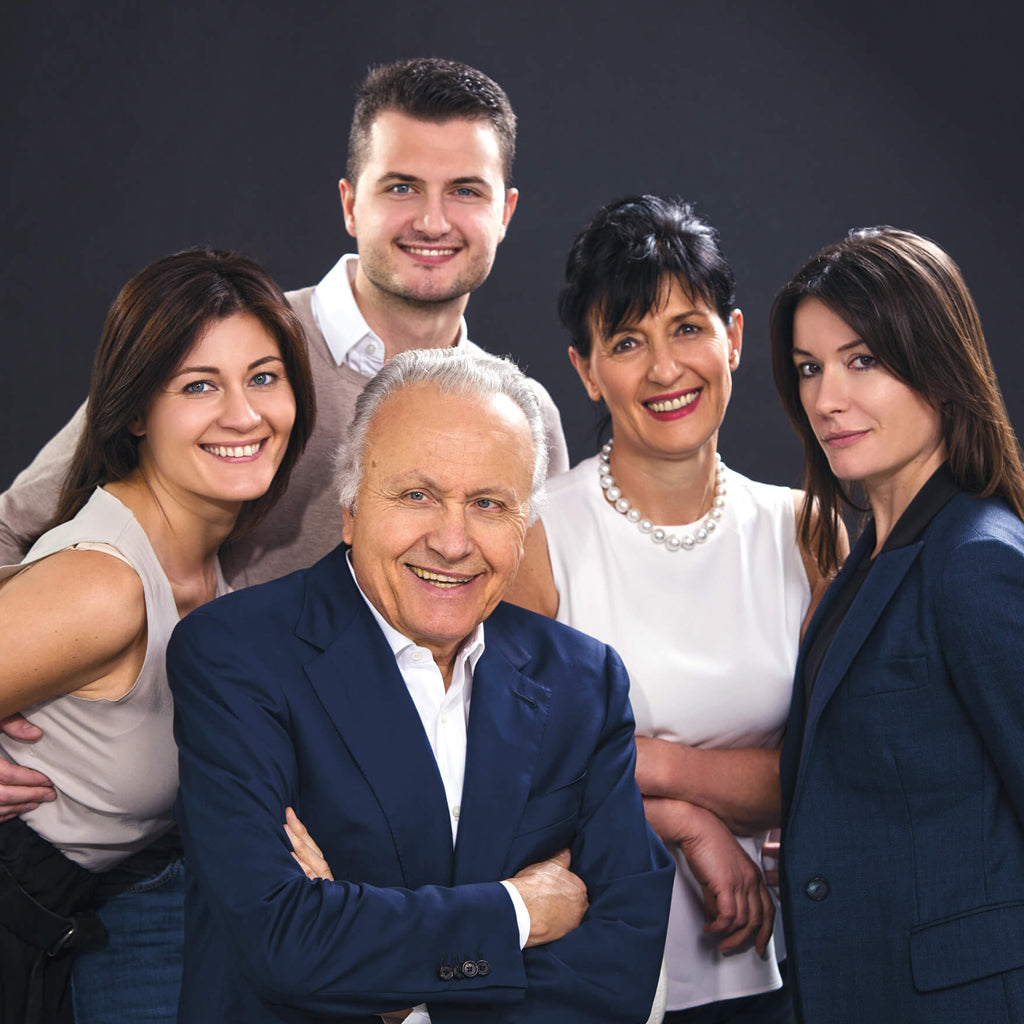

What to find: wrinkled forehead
left=365, top=383, right=535, bottom=487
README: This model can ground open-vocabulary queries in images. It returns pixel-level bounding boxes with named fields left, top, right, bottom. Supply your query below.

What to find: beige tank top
left=0, top=487, right=226, bottom=870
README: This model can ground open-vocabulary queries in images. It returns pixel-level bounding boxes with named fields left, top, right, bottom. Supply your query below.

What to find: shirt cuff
left=499, top=879, right=531, bottom=949
left=391, top=1006, right=429, bottom=1024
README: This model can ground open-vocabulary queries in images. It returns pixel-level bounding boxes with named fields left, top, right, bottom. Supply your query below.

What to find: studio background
left=3, top=0, right=1020, bottom=493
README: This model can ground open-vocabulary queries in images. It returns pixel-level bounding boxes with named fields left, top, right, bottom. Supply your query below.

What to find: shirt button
left=367, top=341, right=378, bottom=354
left=804, top=876, right=830, bottom=901
left=452, top=805, right=461, bottom=819
left=441, top=712, right=448, bottom=724
left=411, top=651, right=423, bottom=662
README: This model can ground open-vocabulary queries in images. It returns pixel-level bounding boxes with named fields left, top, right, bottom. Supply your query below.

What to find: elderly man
left=167, top=349, right=673, bottom=1023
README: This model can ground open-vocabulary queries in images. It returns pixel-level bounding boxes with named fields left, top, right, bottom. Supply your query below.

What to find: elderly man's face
left=342, top=382, right=534, bottom=674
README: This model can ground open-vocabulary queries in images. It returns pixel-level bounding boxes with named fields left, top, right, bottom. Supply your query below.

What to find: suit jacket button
left=476, top=959, right=491, bottom=976
left=462, top=960, right=478, bottom=978
left=438, top=964, right=454, bottom=981
left=804, top=876, right=830, bottom=901
left=452, top=962, right=464, bottom=980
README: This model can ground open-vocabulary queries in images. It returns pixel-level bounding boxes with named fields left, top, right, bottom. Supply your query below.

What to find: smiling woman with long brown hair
left=0, top=248, right=315, bottom=1023
left=770, top=226, right=1024, bottom=1023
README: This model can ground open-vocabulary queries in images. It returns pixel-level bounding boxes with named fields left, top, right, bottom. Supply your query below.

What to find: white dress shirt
left=345, top=557, right=529, bottom=1023
left=310, top=254, right=469, bottom=373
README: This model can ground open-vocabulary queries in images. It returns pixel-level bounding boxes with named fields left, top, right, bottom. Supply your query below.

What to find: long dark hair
left=50, top=247, right=316, bottom=538
left=770, top=226, right=1024, bottom=574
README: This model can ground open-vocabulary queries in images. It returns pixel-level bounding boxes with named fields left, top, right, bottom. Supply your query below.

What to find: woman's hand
left=284, top=807, right=333, bottom=881
left=643, top=796, right=774, bottom=956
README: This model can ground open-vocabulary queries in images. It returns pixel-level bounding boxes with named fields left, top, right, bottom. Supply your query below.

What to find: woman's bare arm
left=635, top=740, right=780, bottom=833
left=0, top=549, right=147, bottom=718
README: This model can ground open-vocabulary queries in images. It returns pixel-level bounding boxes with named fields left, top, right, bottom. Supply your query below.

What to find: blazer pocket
left=848, top=654, right=928, bottom=698
left=910, top=901, right=1024, bottom=992
left=515, top=771, right=588, bottom=838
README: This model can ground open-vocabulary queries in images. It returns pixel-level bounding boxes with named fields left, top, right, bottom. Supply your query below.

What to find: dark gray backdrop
left=3, top=0, right=1020, bottom=493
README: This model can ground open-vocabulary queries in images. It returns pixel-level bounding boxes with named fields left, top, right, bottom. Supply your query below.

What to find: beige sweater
left=0, top=287, right=568, bottom=587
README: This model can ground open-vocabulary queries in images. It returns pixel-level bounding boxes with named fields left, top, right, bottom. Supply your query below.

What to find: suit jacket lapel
left=452, top=627, right=552, bottom=884
left=298, top=548, right=455, bottom=888
left=784, top=529, right=873, bottom=792
left=795, top=539, right=924, bottom=791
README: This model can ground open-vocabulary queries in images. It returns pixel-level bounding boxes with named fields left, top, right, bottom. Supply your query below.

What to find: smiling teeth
left=203, top=442, right=262, bottom=458
left=404, top=247, right=457, bottom=256
left=646, top=392, right=698, bottom=413
left=410, top=566, right=469, bottom=588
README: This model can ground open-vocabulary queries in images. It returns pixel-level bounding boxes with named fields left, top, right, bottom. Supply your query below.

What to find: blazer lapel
left=784, top=529, right=873, bottom=784
left=452, top=632, right=552, bottom=884
left=795, top=539, right=924, bottom=789
left=298, top=550, right=455, bottom=888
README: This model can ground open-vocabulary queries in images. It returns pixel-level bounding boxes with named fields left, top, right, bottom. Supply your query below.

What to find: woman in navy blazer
left=768, top=227, right=1024, bottom=1023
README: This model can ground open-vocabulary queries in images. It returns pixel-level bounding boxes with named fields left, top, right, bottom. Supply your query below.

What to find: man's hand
left=507, top=849, right=588, bottom=948
left=644, top=797, right=774, bottom=956
left=0, top=713, right=55, bottom=822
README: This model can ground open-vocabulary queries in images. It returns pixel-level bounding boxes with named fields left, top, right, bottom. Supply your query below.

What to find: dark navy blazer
left=781, top=493, right=1024, bottom=1023
left=167, top=544, right=673, bottom=1023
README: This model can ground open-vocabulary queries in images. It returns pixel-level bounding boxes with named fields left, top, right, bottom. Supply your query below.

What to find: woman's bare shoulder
left=0, top=548, right=147, bottom=713
left=505, top=519, right=559, bottom=619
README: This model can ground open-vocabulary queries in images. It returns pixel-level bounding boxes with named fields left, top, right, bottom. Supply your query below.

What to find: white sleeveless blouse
left=542, top=455, right=809, bottom=1011
left=0, top=487, right=226, bottom=870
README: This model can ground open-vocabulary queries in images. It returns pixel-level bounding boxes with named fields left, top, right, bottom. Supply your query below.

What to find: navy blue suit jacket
left=167, top=544, right=673, bottom=1023
left=780, top=493, right=1024, bottom=1023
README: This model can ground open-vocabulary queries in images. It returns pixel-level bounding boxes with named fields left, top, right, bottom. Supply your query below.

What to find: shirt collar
left=310, top=254, right=469, bottom=366
left=344, top=551, right=486, bottom=672
left=877, top=461, right=961, bottom=553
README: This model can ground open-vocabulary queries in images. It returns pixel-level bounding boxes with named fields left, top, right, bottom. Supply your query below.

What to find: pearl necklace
left=598, top=440, right=727, bottom=551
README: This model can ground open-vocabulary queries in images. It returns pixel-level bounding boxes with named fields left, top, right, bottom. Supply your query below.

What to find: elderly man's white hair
left=336, top=348, right=549, bottom=522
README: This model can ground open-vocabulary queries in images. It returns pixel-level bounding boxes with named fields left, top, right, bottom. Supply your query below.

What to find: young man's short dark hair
left=347, top=57, right=516, bottom=185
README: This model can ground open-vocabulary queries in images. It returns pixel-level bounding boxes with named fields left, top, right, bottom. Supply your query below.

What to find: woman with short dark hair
left=770, top=226, right=1024, bottom=1023
left=509, top=195, right=831, bottom=1023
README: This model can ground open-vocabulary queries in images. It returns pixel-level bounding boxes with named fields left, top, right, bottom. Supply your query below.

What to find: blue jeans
left=71, top=834, right=185, bottom=1024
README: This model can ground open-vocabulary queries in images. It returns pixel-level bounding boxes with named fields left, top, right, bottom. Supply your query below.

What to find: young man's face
left=340, top=111, right=518, bottom=310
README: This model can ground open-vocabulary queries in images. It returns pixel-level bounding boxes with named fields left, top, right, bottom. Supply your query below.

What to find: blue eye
left=183, top=380, right=213, bottom=394
left=389, top=183, right=412, bottom=194
left=250, top=371, right=277, bottom=386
